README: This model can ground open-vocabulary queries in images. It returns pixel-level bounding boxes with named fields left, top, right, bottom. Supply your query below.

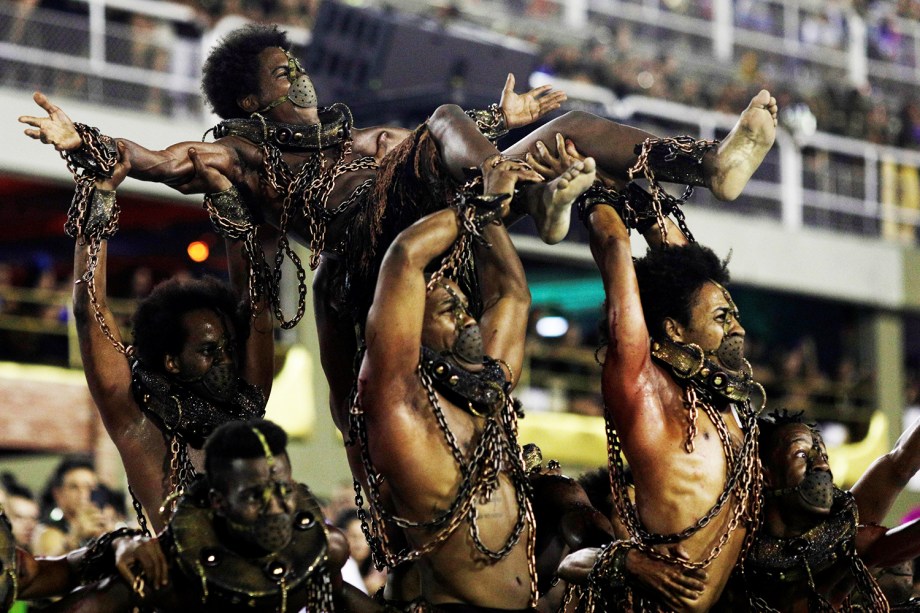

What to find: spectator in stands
left=1, top=472, right=39, bottom=551
left=32, top=456, right=107, bottom=556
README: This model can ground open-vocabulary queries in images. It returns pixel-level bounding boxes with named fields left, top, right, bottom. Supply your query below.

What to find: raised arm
left=851, top=415, right=920, bottom=524
left=20, top=92, right=241, bottom=191
left=72, top=147, right=137, bottom=440
left=362, top=208, right=463, bottom=388
left=188, top=148, right=275, bottom=398
left=474, top=163, right=538, bottom=388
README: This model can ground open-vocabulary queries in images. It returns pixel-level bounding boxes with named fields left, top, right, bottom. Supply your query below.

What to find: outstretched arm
left=851, top=416, right=920, bottom=524
left=20, top=92, right=242, bottom=191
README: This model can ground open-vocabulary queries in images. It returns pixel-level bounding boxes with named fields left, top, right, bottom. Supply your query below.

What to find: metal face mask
left=438, top=282, right=484, bottom=365
left=706, top=282, right=745, bottom=372
left=179, top=358, right=240, bottom=403
left=767, top=433, right=834, bottom=512
left=257, top=50, right=317, bottom=113
left=225, top=428, right=295, bottom=553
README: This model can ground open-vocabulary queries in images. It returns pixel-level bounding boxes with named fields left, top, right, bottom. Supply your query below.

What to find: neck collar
left=209, top=103, right=353, bottom=152
left=748, top=488, right=856, bottom=583
left=131, top=361, right=266, bottom=449
left=419, top=346, right=509, bottom=417
left=650, top=336, right=764, bottom=409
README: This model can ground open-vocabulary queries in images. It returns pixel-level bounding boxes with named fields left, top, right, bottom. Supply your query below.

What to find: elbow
left=380, top=240, right=421, bottom=276
left=888, top=451, right=919, bottom=487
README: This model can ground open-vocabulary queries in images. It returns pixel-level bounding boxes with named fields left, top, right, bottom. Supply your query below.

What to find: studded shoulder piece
left=131, top=361, right=266, bottom=449
left=747, top=489, right=857, bottom=583
left=170, top=478, right=329, bottom=608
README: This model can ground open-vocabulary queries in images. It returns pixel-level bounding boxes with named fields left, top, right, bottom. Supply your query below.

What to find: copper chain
left=350, top=358, right=538, bottom=606
left=61, top=124, right=128, bottom=355
left=258, top=139, right=377, bottom=328
left=605, top=386, right=761, bottom=571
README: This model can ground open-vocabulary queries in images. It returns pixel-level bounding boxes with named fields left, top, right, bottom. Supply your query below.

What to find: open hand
left=19, top=92, right=83, bottom=151
left=527, top=133, right=620, bottom=188
left=499, top=74, right=567, bottom=130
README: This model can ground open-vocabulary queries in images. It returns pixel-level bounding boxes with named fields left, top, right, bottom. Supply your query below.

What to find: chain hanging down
left=254, top=106, right=378, bottom=329
left=62, top=124, right=129, bottom=356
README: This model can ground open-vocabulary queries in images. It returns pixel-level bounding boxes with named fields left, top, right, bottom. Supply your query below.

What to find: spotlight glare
left=536, top=315, right=569, bottom=338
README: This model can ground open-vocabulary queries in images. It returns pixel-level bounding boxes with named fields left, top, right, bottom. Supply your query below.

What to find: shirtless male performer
left=742, top=411, right=920, bottom=611
left=351, top=157, right=583, bottom=610
left=20, top=23, right=775, bottom=328
left=69, top=147, right=273, bottom=534
left=13, top=419, right=379, bottom=613
left=531, top=116, right=777, bottom=611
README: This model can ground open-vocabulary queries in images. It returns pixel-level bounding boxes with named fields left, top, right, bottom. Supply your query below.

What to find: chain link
left=349, top=354, right=538, bottom=606
left=258, top=134, right=378, bottom=329
left=603, top=380, right=762, bottom=589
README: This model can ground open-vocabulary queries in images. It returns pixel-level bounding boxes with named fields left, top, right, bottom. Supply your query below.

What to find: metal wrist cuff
left=67, top=123, right=117, bottom=178
left=203, top=186, right=254, bottom=239
left=72, top=527, right=143, bottom=585
left=84, top=188, right=118, bottom=239
left=631, top=136, right=717, bottom=188
left=465, top=103, right=509, bottom=143
left=588, top=541, right=631, bottom=589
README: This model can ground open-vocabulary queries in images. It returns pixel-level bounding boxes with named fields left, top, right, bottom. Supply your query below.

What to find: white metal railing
left=0, top=1, right=309, bottom=116
left=2, top=0, right=919, bottom=241
left=597, top=94, right=920, bottom=237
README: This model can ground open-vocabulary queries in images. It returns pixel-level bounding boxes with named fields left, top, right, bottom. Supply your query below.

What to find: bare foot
left=709, top=89, right=777, bottom=201
left=535, top=157, right=597, bottom=244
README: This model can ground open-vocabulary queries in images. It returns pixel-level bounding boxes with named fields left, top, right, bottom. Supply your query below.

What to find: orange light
left=187, top=241, right=209, bottom=262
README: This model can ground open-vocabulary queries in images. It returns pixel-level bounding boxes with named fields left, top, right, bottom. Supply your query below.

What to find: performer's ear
left=209, top=488, right=226, bottom=514
left=663, top=317, right=684, bottom=343
left=164, top=354, right=181, bottom=375
left=761, top=465, right=775, bottom=488
left=238, top=95, right=258, bottom=113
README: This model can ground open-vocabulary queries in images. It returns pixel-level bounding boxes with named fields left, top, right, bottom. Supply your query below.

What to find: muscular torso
left=358, top=377, right=533, bottom=609
left=604, top=361, right=749, bottom=611
left=220, top=125, right=396, bottom=251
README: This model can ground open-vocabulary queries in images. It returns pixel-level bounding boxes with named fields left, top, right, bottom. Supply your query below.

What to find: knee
left=555, top=109, right=601, bottom=130
left=429, top=103, right=466, bottom=126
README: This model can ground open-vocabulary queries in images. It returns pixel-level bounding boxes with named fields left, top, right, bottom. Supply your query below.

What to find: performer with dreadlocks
left=742, top=410, right=920, bottom=612
left=23, top=419, right=369, bottom=612
left=349, top=158, right=593, bottom=610
left=68, top=147, right=272, bottom=535
left=528, top=136, right=772, bottom=611
left=19, top=23, right=776, bottom=334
